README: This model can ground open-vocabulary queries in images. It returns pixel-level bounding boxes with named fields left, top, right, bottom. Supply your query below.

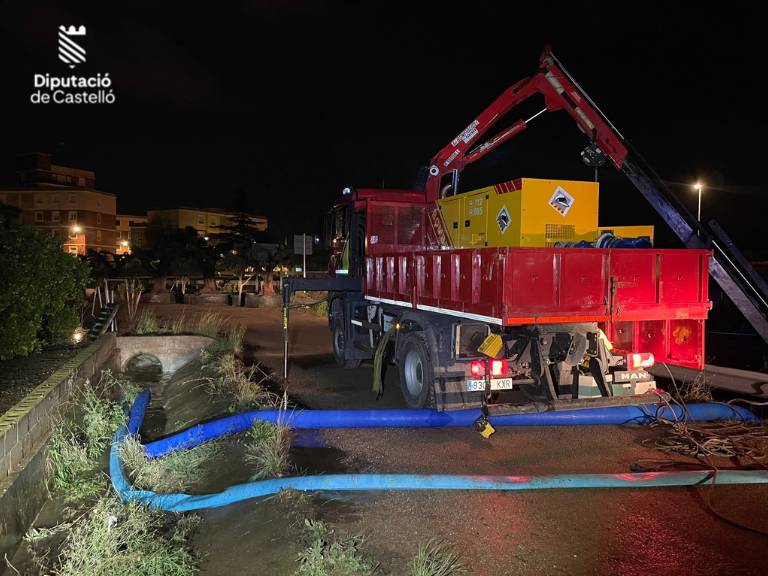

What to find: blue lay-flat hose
left=142, top=399, right=758, bottom=459
left=109, top=389, right=768, bottom=513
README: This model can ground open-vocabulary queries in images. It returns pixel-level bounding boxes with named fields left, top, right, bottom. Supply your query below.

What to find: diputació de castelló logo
left=31, top=25, right=115, bottom=105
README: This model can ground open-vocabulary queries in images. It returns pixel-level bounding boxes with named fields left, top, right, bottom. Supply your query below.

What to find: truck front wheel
left=397, top=332, right=435, bottom=408
left=331, top=299, right=361, bottom=369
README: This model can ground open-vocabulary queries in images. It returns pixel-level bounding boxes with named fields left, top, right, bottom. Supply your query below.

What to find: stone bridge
left=115, top=335, right=213, bottom=373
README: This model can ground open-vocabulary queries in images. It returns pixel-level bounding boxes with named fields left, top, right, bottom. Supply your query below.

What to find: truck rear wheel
left=331, top=299, right=361, bottom=369
left=397, top=332, right=435, bottom=408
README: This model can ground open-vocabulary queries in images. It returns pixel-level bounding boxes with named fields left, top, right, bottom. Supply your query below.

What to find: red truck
left=284, top=47, right=768, bottom=412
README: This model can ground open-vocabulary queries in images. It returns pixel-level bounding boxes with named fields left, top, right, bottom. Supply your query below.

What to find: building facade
left=115, top=213, right=148, bottom=254
left=147, top=207, right=267, bottom=238
left=0, top=153, right=117, bottom=255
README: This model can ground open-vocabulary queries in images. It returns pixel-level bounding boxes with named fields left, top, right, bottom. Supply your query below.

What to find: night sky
left=0, top=2, right=764, bottom=252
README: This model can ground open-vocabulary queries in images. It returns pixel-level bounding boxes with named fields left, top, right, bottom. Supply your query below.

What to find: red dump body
left=364, top=247, right=710, bottom=370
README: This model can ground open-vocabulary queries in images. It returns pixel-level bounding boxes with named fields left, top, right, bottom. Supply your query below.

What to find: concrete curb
left=0, top=333, right=116, bottom=483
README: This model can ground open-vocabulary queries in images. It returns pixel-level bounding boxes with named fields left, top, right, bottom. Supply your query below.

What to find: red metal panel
left=376, top=257, right=385, bottom=294
left=477, top=249, right=502, bottom=317
left=660, top=252, right=701, bottom=304
left=638, top=320, right=667, bottom=364
left=386, top=256, right=396, bottom=298
left=666, top=318, right=704, bottom=369
left=368, top=258, right=375, bottom=295
left=504, top=249, right=558, bottom=311
left=366, top=200, right=428, bottom=255
left=435, top=252, right=453, bottom=308
left=610, top=251, right=657, bottom=305
left=397, top=255, right=411, bottom=302
left=458, top=252, right=473, bottom=305
left=471, top=252, right=481, bottom=304
left=559, top=251, right=607, bottom=314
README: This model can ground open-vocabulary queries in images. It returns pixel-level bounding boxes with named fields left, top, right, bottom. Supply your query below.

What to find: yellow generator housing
left=437, top=177, right=653, bottom=248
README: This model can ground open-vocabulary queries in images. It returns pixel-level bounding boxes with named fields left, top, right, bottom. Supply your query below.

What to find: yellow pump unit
left=437, top=177, right=653, bottom=248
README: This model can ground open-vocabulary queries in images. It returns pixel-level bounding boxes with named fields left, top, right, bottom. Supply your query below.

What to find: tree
left=0, top=211, right=90, bottom=359
left=144, top=226, right=213, bottom=294
left=213, top=213, right=263, bottom=299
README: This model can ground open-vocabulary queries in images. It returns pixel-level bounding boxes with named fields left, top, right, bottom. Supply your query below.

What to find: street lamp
left=693, top=182, right=703, bottom=222
left=71, top=224, right=82, bottom=234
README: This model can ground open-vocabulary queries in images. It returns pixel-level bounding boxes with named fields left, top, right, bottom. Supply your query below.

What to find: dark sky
left=0, top=1, right=765, bottom=250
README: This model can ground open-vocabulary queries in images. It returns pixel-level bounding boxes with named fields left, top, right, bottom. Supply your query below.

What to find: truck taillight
left=627, top=352, right=655, bottom=371
left=470, top=360, right=485, bottom=377
left=490, top=359, right=509, bottom=377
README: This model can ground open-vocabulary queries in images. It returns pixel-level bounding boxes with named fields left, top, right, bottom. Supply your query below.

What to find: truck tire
left=331, top=299, right=361, bottom=369
left=397, top=332, right=436, bottom=408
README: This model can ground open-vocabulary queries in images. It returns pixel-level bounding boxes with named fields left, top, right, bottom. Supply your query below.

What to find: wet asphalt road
left=148, top=304, right=768, bottom=576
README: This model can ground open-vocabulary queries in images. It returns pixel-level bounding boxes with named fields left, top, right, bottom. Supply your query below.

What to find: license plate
left=466, top=378, right=516, bottom=392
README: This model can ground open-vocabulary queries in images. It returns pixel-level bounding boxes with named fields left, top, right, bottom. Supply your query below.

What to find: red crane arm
left=425, top=46, right=628, bottom=202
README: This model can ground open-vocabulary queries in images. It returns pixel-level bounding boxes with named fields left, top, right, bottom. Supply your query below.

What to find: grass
left=205, top=352, right=277, bottom=411
left=244, top=419, right=292, bottom=480
left=296, top=519, right=377, bottom=576
left=120, top=434, right=223, bottom=493
left=170, top=311, right=187, bottom=334
left=680, top=373, right=713, bottom=402
left=223, top=324, right=246, bottom=354
left=53, top=495, right=199, bottom=576
left=135, top=309, right=160, bottom=335
left=189, top=311, right=227, bottom=339
left=410, top=540, right=465, bottom=576
left=134, top=310, right=232, bottom=341
left=309, top=300, right=329, bottom=317
left=47, top=376, right=128, bottom=503
left=36, top=371, right=199, bottom=576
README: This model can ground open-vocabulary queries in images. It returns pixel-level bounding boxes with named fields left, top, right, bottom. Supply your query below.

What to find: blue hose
left=127, top=389, right=150, bottom=435
left=109, top=390, right=767, bottom=512
left=143, top=402, right=758, bottom=459
left=109, top=421, right=768, bottom=512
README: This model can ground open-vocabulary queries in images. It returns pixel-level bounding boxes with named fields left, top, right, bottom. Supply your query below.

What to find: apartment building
left=147, top=207, right=267, bottom=238
left=115, top=213, right=148, bottom=254
left=0, top=153, right=117, bottom=255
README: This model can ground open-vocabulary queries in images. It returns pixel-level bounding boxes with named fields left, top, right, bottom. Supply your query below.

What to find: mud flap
left=433, top=378, right=485, bottom=411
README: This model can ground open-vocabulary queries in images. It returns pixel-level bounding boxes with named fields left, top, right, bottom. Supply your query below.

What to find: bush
left=120, top=434, right=222, bottom=493
left=54, top=496, right=199, bottom=576
left=297, top=519, right=376, bottom=576
left=244, top=419, right=292, bottom=480
left=46, top=375, right=127, bottom=503
left=0, top=218, right=90, bottom=359
left=410, top=540, right=465, bottom=576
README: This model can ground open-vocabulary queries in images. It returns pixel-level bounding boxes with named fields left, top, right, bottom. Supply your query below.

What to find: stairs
left=87, top=302, right=118, bottom=342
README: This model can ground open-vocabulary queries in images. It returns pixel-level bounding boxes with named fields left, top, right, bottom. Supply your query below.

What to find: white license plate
left=466, top=378, right=516, bottom=392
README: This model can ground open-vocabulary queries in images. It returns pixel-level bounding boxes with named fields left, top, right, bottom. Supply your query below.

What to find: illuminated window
left=35, top=211, right=44, bottom=222
left=68, top=246, right=79, bottom=254
left=198, top=214, right=205, bottom=224
left=69, top=230, right=78, bottom=239
left=51, top=211, right=60, bottom=222
left=69, top=211, right=77, bottom=222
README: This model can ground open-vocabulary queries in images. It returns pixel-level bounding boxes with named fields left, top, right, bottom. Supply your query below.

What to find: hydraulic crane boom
left=425, top=47, right=768, bottom=345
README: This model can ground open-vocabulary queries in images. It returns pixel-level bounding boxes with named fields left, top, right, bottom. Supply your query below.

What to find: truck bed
left=364, top=246, right=710, bottom=369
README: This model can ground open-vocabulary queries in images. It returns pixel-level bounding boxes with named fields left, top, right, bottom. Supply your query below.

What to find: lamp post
left=693, top=182, right=703, bottom=223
